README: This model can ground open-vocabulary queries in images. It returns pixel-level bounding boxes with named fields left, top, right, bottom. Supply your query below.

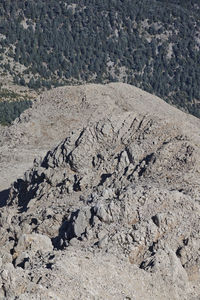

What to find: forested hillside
left=0, top=98, right=31, bottom=125
left=0, top=0, right=199, bottom=116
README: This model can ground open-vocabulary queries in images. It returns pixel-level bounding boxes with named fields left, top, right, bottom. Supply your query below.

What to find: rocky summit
left=1, top=83, right=200, bottom=300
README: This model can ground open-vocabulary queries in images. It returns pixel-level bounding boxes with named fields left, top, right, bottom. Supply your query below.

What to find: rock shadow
left=52, top=211, right=79, bottom=249
left=0, top=188, right=10, bottom=207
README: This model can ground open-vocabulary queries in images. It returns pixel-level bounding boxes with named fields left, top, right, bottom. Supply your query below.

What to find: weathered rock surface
left=1, top=83, right=200, bottom=299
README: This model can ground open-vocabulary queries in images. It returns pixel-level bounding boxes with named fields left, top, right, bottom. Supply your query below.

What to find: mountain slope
left=0, top=0, right=199, bottom=116
left=0, top=83, right=200, bottom=299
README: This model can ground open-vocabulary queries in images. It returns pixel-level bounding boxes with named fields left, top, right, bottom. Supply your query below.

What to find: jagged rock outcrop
left=1, top=83, right=200, bottom=299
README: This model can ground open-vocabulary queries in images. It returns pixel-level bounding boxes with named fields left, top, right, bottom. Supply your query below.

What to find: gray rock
left=94, top=204, right=113, bottom=223
left=14, top=233, right=53, bottom=256
left=72, top=207, right=92, bottom=238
